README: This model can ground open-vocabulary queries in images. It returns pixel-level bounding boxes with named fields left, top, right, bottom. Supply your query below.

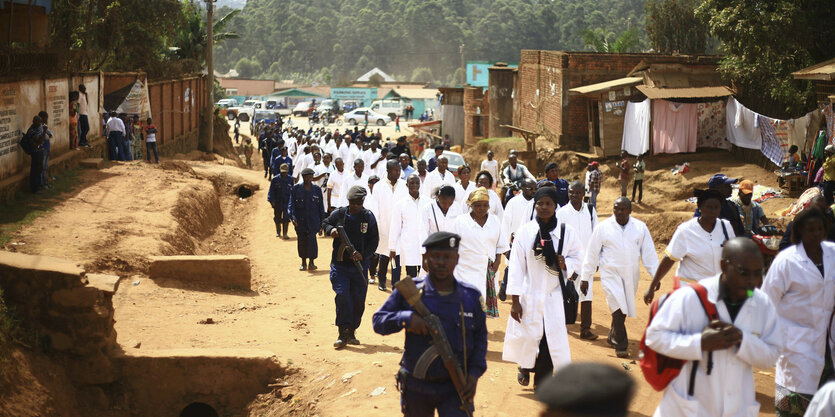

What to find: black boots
left=282, top=222, right=289, bottom=239
left=334, top=327, right=359, bottom=349
left=299, top=258, right=307, bottom=271
left=579, top=301, right=598, bottom=340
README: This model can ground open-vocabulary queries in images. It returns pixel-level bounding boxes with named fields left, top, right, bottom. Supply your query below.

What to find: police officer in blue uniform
left=268, top=163, right=295, bottom=239
left=289, top=167, right=326, bottom=271
left=322, top=185, right=379, bottom=348
left=373, top=232, right=488, bottom=417
left=536, top=162, right=569, bottom=207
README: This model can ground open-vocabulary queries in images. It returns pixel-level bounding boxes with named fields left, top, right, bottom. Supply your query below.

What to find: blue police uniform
left=373, top=276, right=488, bottom=417
left=536, top=178, right=570, bottom=207
left=322, top=206, right=379, bottom=332
left=272, top=153, right=293, bottom=177
left=260, top=136, right=275, bottom=177
left=288, top=183, right=325, bottom=261
left=268, top=174, right=294, bottom=227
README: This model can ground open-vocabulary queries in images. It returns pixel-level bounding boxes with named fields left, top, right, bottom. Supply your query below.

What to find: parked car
left=215, top=98, right=237, bottom=108
left=370, top=99, right=405, bottom=117
left=253, top=109, right=282, bottom=125
left=317, top=99, right=339, bottom=115
left=293, top=101, right=313, bottom=117
left=418, top=149, right=465, bottom=176
left=228, top=100, right=266, bottom=122
left=343, top=108, right=391, bottom=126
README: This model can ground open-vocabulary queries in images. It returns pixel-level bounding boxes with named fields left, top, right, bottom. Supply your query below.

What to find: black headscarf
left=533, top=187, right=560, bottom=272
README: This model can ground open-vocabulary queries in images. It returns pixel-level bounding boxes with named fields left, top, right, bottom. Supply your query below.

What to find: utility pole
left=459, top=44, right=466, bottom=87
left=205, top=0, right=216, bottom=153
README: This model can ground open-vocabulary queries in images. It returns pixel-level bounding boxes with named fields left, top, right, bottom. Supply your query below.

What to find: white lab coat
left=581, top=216, right=659, bottom=317
left=327, top=169, right=344, bottom=209
left=500, top=194, right=535, bottom=245
left=556, top=202, right=598, bottom=302
left=388, top=195, right=425, bottom=266
left=451, top=212, right=509, bottom=296
left=647, top=275, right=781, bottom=417
left=502, top=219, right=583, bottom=369
left=488, top=189, right=504, bottom=220
left=419, top=200, right=464, bottom=252
left=422, top=169, right=456, bottom=199
left=453, top=181, right=476, bottom=205
left=762, top=242, right=835, bottom=395
left=804, top=381, right=835, bottom=417
left=337, top=172, right=370, bottom=207
left=370, top=178, right=407, bottom=255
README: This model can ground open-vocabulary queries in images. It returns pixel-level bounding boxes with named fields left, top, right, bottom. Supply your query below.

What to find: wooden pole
left=205, top=0, right=214, bottom=152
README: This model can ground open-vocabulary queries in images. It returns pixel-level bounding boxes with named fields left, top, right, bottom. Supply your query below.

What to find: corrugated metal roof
left=569, top=77, right=643, bottom=95
left=636, top=85, right=734, bottom=99
left=792, top=57, right=835, bottom=80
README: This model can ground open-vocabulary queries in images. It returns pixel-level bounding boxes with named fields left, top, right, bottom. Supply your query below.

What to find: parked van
left=369, top=99, right=405, bottom=117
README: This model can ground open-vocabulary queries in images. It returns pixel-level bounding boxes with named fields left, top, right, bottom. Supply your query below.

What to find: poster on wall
left=0, top=85, right=21, bottom=158
left=116, top=80, right=152, bottom=120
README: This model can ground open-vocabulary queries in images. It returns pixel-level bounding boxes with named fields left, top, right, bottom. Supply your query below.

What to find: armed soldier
left=373, top=231, right=487, bottom=417
left=322, top=185, right=379, bottom=349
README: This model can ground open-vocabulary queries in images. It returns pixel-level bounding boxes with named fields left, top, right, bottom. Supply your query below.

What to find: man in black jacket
left=322, top=185, right=379, bottom=348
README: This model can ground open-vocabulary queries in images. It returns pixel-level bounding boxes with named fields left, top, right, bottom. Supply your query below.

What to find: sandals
left=517, top=367, right=530, bottom=386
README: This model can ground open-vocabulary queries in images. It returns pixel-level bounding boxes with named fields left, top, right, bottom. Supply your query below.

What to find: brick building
left=513, top=51, right=719, bottom=151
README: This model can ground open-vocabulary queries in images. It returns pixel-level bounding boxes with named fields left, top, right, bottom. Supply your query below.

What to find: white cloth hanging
left=621, top=99, right=651, bottom=156
left=726, top=97, right=762, bottom=149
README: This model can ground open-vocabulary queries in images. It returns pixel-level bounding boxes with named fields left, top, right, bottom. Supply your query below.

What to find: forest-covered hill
left=214, top=0, right=648, bottom=84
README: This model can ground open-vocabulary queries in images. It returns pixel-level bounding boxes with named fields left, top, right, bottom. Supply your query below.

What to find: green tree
left=411, top=67, right=434, bottom=83
left=235, top=57, right=263, bottom=78
left=581, top=27, right=640, bottom=53
left=697, top=0, right=835, bottom=117
left=645, top=0, right=709, bottom=54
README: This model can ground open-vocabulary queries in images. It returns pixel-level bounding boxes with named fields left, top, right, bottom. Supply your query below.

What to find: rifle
left=394, top=276, right=474, bottom=417
left=336, top=225, right=365, bottom=277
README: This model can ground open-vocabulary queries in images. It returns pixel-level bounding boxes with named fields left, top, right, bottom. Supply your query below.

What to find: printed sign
left=466, top=61, right=518, bottom=88
left=0, top=87, right=20, bottom=157
left=331, top=88, right=377, bottom=105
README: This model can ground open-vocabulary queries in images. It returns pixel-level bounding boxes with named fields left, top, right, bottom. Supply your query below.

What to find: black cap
left=422, top=232, right=460, bottom=251
left=346, top=185, right=367, bottom=200
left=368, top=175, right=380, bottom=183
left=536, top=362, right=634, bottom=416
left=301, top=168, right=315, bottom=176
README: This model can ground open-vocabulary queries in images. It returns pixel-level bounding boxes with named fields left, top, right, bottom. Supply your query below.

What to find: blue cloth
left=268, top=174, right=294, bottom=207
left=400, top=379, right=471, bottom=417
left=372, top=276, right=488, bottom=386
left=330, top=262, right=369, bottom=328
left=427, top=156, right=438, bottom=172
left=536, top=178, right=570, bottom=207
left=272, top=154, right=293, bottom=176
left=107, top=131, right=122, bottom=161
left=401, top=165, right=416, bottom=180
left=288, top=184, right=325, bottom=233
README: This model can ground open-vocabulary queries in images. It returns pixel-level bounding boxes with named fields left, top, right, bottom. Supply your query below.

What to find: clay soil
left=2, top=132, right=794, bottom=416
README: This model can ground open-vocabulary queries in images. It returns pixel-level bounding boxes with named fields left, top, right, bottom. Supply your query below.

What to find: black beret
left=422, top=232, right=461, bottom=251
left=300, top=168, right=315, bottom=175
left=536, top=362, right=634, bottom=416
left=346, top=185, right=367, bottom=200
left=544, top=162, right=559, bottom=173
left=368, top=175, right=380, bottom=183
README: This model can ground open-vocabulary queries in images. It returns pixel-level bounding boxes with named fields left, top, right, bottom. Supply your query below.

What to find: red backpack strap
left=689, top=283, right=718, bottom=321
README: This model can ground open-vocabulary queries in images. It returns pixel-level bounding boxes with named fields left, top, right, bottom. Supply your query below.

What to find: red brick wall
left=463, top=87, right=486, bottom=145
left=514, top=51, right=719, bottom=151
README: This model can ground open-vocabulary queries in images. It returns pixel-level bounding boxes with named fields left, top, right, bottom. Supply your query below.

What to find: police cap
left=422, top=232, right=460, bottom=251
left=536, top=362, right=634, bottom=416
left=279, top=163, right=290, bottom=173
left=300, top=168, right=315, bottom=176
left=346, top=185, right=367, bottom=201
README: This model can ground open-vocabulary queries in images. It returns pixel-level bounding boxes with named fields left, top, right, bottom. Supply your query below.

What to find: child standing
left=243, top=137, right=254, bottom=168
left=144, top=118, right=159, bottom=163
left=394, top=115, right=400, bottom=132
left=632, top=153, right=645, bottom=203
left=618, top=151, right=630, bottom=198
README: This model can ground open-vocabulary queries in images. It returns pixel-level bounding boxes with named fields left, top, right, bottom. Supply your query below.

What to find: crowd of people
left=257, top=118, right=835, bottom=417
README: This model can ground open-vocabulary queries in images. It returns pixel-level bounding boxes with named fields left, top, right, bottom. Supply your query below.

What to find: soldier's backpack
left=19, top=130, right=36, bottom=155
left=639, top=282, right=718, bottom=395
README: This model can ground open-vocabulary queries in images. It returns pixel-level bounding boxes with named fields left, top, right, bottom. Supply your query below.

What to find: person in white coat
left=475, top=170, right=504, bottom=221
left=503, top=186, right=583, bottom=388
left=370, top=160, right=407, bottom=291
left=581, top=197, right=659, bottom=358
left=418, top=185, right=462, bottom=247
left=645, top=189, right=736, bottom=305
left=761, top=207, right=835, bottom=417
left=646, top=238, right=781, bottom=417
left=498, top=178, right=536, bottom=300
left=452, top=187, right=509, bottom=318
left=337, top=159, right=369, bottom=207
left=556, top=181, right=599, bottom=341
left=453, top=165, right=476, bottom=205
left=387, top=174, right=424, bottom=289
left=422, top=155, right=456, bottom=200
left=326, top=157, right=344, bottom=212
left=804, top=381, right=835, bottom=417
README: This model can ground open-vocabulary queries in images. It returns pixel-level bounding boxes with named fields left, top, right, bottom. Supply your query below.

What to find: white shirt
left=500, top=194, right=535, bottom=246
left=481, top=159, right=500, bottom=186
left=300, top=162, right=328, bottom=188
left=105, top=117, right=125, bottom=135
left=451, top=212, right=509, bottom=297
left=338, top=172, right=370, bottom=207
left=370, top=178, right=407, bottom=255
left=78, top=92, right=88, bottom=115
left=665, top=218, right=735, bottom=281
left=503, top=219, right=583, bottom=370
left=327, top=169, right=344, bottom=209
left=419, top=200, right=463, bottom=251
left=422, top=169, right=457, bottom=199
left=647, top=275, right=781, bottom=417
left=294, top=154, right=314, bottom=180
left=557, top=202, right=598, bottom=302
left=762, top=242, right=835, bottom=395
left=581, top=216, right=659, bottom=317
left=363, top=148, right=382, bottom=170
left=488, top=189, right=504, bottom=221
left=453, top=181, right=476, bottom=205
left=804, top=381, right=835, bottom=417
left=388, top=194, right=425, bottom=266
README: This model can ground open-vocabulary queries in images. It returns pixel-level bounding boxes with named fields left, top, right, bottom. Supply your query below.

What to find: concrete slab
left=148, top=255, right=251, bottom=289
left=79, top=158, right=105, bottom=169
left=0, top=250, right=85, bottom=286
left=86, top=273, right=121, bottom=294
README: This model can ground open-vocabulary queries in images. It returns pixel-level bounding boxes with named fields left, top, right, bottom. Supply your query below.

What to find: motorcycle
left=501, top=180, right=523, bottom=208
left=751, top=224, right=780, bottom=271
left=322, top=113, right=343, bottom=127
left=308, top=113, right=321, bottom=125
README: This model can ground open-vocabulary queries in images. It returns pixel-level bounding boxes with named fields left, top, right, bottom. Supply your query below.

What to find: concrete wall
left=0, top=73, right=102, bottom=182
